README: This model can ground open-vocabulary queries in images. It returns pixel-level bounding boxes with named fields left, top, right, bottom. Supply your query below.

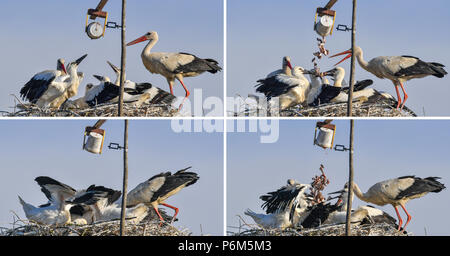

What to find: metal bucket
left=84, top=131, right=104, bottom=154
left=314, top=15, right=334, bottom=37
left=315, top=127, right=334, bottom=149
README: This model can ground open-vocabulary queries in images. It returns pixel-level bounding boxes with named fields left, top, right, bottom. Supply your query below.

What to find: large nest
left=230, top=223, right=408, bottom=237
left=2, top=102, right=179, bottom=117
left=281, top=101, right=417, bottom=117
left=1, top=210, right=191, bottom=236
left=231, top=98, right=417, bottom=117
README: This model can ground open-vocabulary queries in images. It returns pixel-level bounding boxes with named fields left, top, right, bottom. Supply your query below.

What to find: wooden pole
left=345, top=119, right=355, bottom=236
left=119, top=119, right=129, bottom=236
left=346, top=0, right=357, bottom=117
left=118, top=0, right=126, bottom=116
left=345, top=0, right=357, bottom=237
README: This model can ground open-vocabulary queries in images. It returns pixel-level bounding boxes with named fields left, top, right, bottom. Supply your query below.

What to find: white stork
left=255, top=66, right=313, bottom=110
left=20, top=58, right=66, bottom=105
left=330, top=46, right=448, bottom=109
left=245, top=179, right=311, bottom=229
left=265, top=56, right=293, bottom=78
left=126, top=31, right=222, bottom=99
left=125, top=166, right=199, bottom=224
left=317, top=67, right=417, bottom=116
left=322, top=186, right=397, bottom=227
left=349, top=176, right=445, bottom=231
left=18, top=176, right=115, bottom=225
left=20, top=54, right=87, bottom=109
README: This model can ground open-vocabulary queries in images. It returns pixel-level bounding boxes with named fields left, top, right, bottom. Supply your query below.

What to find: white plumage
left=350, top=176, right=445, bottom=230
left=126, top=31, right=221, bottom=98
left=331, top=46, right=448, bottom=109
left=256, top=66, right=312, bottom=110
left=20, top=55, right=87, bottom=109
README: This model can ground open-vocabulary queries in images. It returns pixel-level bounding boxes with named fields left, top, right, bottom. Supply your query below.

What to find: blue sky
left=0, top=0, right=223, bottom=115
left=0, top=120, right=223, bottom=235
left=227, top=0, right=450, bottom=116
left=227, top=120, right=450, bottom=235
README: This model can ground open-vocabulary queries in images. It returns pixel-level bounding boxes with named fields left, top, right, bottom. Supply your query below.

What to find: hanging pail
left=314, top=15, right=334, bottom=37
left=83, top=128, right=105, bottom=154
left=315, top=127, right=334, bottom=149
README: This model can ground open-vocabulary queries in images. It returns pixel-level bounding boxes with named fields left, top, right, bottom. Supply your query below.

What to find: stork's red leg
left=178, top=79, right=190, bottom=98
left=169, top=81, right=174, bottom=95
left=400, top=204, right=412, bottom=230
left=394, top=84, right=402, bottom=109
left=161, top=203, right=179, bottom=223
left=153, top=206, right=165, bottom=226
left=394, top=206, right=403, bottom=231
left=399, top=81, right=408, bottom=110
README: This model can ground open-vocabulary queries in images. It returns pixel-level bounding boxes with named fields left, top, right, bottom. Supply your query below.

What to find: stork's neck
left=143, top=38, right=158, bottom=57
left=334, top=77, right=343, bottom=87
left=283, top=66, right=292, bottom=76
left=351, top=183, right=371, bottom=203
left=355, top=50, right=370, bottom=72
left=338, top=192, right=353, bottom=212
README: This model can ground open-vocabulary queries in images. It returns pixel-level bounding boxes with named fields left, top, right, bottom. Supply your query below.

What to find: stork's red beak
left=126, top=35, right=148, bottom=46
left=330, top=49, right=352, bottom=66
left=61, top=64, right=67, bottom=74
left=287, top=61, right=293, bottom=70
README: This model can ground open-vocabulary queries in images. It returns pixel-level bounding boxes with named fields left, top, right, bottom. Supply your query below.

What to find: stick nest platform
left=1, top=210, right=191, bottom=236
left=230, top=223, right=408, bottom=236
left=3, top=102, right=179, bottom=117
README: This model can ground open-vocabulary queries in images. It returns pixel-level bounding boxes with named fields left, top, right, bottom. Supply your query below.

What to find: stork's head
left=127, top=31, right=158, bottom=46
left=323, top=67, right=346, bottom=86
left=57, top=58, right=67, bottom=75
left=330, top=46, right=362, bottom=66
left=66, top=54, right=88, bottom=72
left=292, top=66, right=313, bottom=78
left=85, top=83, right=94, bottom=92
left=93, top=75, right=110, bottom=83
left=328, top=185, right=349, bottom=207
left=282, top=56, right=293, bottom=70
left=107, top=61, right=121, bottom=74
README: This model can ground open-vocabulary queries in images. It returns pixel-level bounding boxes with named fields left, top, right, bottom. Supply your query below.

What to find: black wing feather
left=395, top=176, right=445, bottom=200
left=255, top=76, right=296, bottom=99
left=86, top=82, right=120, bottom=106
left=34, top=176, right=76, bottom=202
left=260, top=185, right=305, bottom=214
left=300, top=202, right=339, bottom=228
left=174, top=53, right=222, bottom=74
left=150, top=167, right=199, bottom=202
left=341, top=79, right=373, bottom=93
left=310, top=85, right=341, bottom=107
left=20, top=75, right=56, bottom=103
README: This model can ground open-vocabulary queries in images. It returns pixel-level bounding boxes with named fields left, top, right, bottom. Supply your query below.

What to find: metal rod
left=346, top=0, right=357, bottom=117
left=345, top=119, right=355, bottom=236
left=119, top=119, right=129, bottom=236
left=118, top=0, right=126, bottom=116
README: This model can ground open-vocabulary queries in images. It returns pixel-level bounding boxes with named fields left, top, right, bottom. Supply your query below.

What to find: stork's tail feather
left=428, top=62, right=447, bottom=78
left=173, top=167, right=199, bottom=187
left=424, top=177, right=446, bottom=193
left=204, top=58, right=222, bottom=73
